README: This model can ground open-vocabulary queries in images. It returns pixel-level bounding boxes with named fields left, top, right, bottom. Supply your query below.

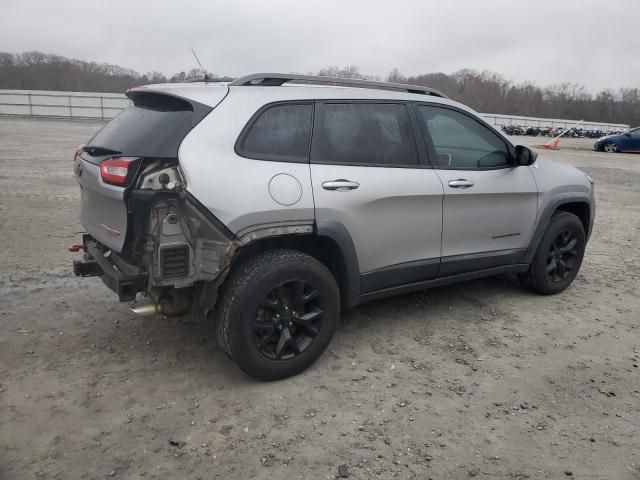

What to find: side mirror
left=514, top=145, right=538, bottom=166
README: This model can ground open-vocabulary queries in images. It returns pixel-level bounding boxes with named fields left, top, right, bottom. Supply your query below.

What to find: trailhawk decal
left=491, top=232, right=521, bottom=240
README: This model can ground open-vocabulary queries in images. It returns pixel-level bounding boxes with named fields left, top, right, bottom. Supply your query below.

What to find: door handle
left=322, top=179, right=360, bottom=191
left=448, top=179, right=475, bottom=188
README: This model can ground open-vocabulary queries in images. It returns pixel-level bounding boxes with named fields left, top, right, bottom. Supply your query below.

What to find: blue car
left=594, top=127, right=640, bottom=153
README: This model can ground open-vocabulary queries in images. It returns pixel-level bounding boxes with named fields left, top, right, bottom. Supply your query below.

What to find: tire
left=520, top=211, right=586, bottom=295
left=214, top=249, right=340, bottom=380
left=603, top=141, right=618, bottom=153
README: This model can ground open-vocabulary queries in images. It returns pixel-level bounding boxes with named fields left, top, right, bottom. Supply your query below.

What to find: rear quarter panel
left=178, top=89, right=316, bottom=235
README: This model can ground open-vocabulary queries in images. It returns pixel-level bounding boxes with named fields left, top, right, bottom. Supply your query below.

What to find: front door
left=619, top=128, right=640, bottom=152
left=414, top=104, right=539, bottom=276
left=310, top=102, right=444, bottom=292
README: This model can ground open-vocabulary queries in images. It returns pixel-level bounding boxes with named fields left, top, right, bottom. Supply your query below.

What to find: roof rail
left=229, top=73, right=448, bottom=98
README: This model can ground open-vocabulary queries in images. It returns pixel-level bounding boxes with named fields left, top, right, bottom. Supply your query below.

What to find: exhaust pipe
left=130, top=303, right=159, bottom=317
left=130, top=288, right=193, bottom=318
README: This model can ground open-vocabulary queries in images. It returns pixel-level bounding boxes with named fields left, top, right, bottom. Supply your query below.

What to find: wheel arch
left=555, top=202, right=590, bottom=236
left=229, top=221, right=361, bottom=306
left=525, top=196, right=592, bottom=263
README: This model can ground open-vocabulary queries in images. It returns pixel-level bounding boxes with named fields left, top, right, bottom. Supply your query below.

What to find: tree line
left=1, top=52, right=638, bottom=126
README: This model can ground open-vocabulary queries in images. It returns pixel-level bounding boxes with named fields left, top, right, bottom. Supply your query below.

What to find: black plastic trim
left=523, top=196, right=592, bottom=264
left=406, top=101, right=433, bottom=168
left=314, top=220, right=361, bottom=302
left=361, top=258, right=440, bottom=293
left=439, top=249, right=526, bottom=276
left=355, top=264, right=529, bottom=306
left=73, top=257, right=100, bottom=277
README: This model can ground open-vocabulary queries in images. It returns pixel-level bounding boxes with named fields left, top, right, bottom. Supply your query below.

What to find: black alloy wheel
left=519, top=211, right=586, bottom=295
left=546, top=229, right=579, bottom=282
left=254, top=280, right=324, bottom=360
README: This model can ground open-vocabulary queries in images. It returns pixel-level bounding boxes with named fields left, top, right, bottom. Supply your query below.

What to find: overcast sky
left=1, top=0, right=638, bottom=92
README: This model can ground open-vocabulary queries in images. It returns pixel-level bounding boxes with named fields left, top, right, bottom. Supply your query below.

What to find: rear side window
left=86, top=93, right=211, bottom=158
left=312, top=103, right=417, bottom=167
left=236, top=103, right=313, bottom=162
left=416, top=105, right=510, bottom=169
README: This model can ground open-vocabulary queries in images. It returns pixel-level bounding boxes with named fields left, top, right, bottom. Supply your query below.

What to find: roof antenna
left=190, top=48, right=210, bottom=82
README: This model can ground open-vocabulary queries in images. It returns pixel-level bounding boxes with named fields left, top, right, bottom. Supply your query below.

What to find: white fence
left=480, top=113, right=628, bottom=132
left=0, top=89, right=131, bottom=119
left=0, top=89, right=630, bottom=132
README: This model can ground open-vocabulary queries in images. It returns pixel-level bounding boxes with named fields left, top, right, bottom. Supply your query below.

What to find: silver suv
left=72, top=73, right=595, bottom=380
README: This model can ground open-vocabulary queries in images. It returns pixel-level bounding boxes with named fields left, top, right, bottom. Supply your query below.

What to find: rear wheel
left=214, top=249, right=340, bottom=380
left=603, top=141, right=618, bottom=153
left=520, top=211, right=586, bottom=295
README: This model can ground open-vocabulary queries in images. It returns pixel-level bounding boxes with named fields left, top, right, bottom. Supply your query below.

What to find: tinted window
left=416, top=106, right=510, bottom=169
left=313, top=103, right=417, bottom=166
left=87, top=93, right=210, bottom=158
left=238, top=103, right=313, bottom=161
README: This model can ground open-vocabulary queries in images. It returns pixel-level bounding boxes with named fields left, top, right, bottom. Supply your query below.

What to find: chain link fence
left=0, top=89, right=630, bottom=132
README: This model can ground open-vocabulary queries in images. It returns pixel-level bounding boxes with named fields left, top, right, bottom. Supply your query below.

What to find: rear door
left=414, top=104, right=538, bottom=275
left=309, top=101, right=444, bottom=293
left=74, top=91, right=216, bottom=252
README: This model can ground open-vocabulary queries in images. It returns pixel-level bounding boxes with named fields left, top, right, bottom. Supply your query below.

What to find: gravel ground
left=1, top=117, right=639, bottom=479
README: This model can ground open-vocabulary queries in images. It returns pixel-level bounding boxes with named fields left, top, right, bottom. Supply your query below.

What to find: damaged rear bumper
left=73, top=234, right=148, bottom=302
left=73, top=188, right=238, bottom=306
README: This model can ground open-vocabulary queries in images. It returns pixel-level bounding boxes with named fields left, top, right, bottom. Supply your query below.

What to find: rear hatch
left=74, top=87, right=221, bottom=252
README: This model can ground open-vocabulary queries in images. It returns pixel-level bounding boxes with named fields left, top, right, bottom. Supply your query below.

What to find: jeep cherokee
left=72, top=73, right=595, bottom=380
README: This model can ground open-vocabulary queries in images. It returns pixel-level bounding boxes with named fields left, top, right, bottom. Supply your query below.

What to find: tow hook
left=68, top=244, right=87, bottom=252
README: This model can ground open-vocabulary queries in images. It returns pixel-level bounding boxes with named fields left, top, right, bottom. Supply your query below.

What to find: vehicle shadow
left=71, top=273, right=529, bottom=384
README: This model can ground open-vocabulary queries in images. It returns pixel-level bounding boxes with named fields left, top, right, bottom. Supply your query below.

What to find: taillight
left=100, top=157, right=137, bottom=186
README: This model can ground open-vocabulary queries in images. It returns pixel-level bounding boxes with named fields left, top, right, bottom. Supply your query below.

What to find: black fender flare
left=524, top=195, right=592, bottom=264
left=314, top=220, right=361, bottom=306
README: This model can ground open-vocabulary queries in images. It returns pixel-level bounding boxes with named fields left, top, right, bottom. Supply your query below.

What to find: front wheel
left=214, top=249, right=340, bottom=380
left=520, top=211, right=586, bottom=295
left=603, top=141, right=618, bottom=153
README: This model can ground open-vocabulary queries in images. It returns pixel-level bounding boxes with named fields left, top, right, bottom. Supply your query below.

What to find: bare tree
left=0, top=52, right=638, bottom=125
left=386, top=68, right=406, bottom=83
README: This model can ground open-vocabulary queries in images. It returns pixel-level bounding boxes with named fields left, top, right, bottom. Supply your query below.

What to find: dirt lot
left=1, top=117, right=639, bottom=479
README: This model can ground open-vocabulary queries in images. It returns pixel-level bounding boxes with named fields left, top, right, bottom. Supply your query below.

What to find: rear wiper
left=83, top=145, right=122, bottom=157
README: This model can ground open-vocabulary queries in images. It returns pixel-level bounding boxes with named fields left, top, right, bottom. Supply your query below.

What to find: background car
left=594, top=127, right=640, bottom=153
